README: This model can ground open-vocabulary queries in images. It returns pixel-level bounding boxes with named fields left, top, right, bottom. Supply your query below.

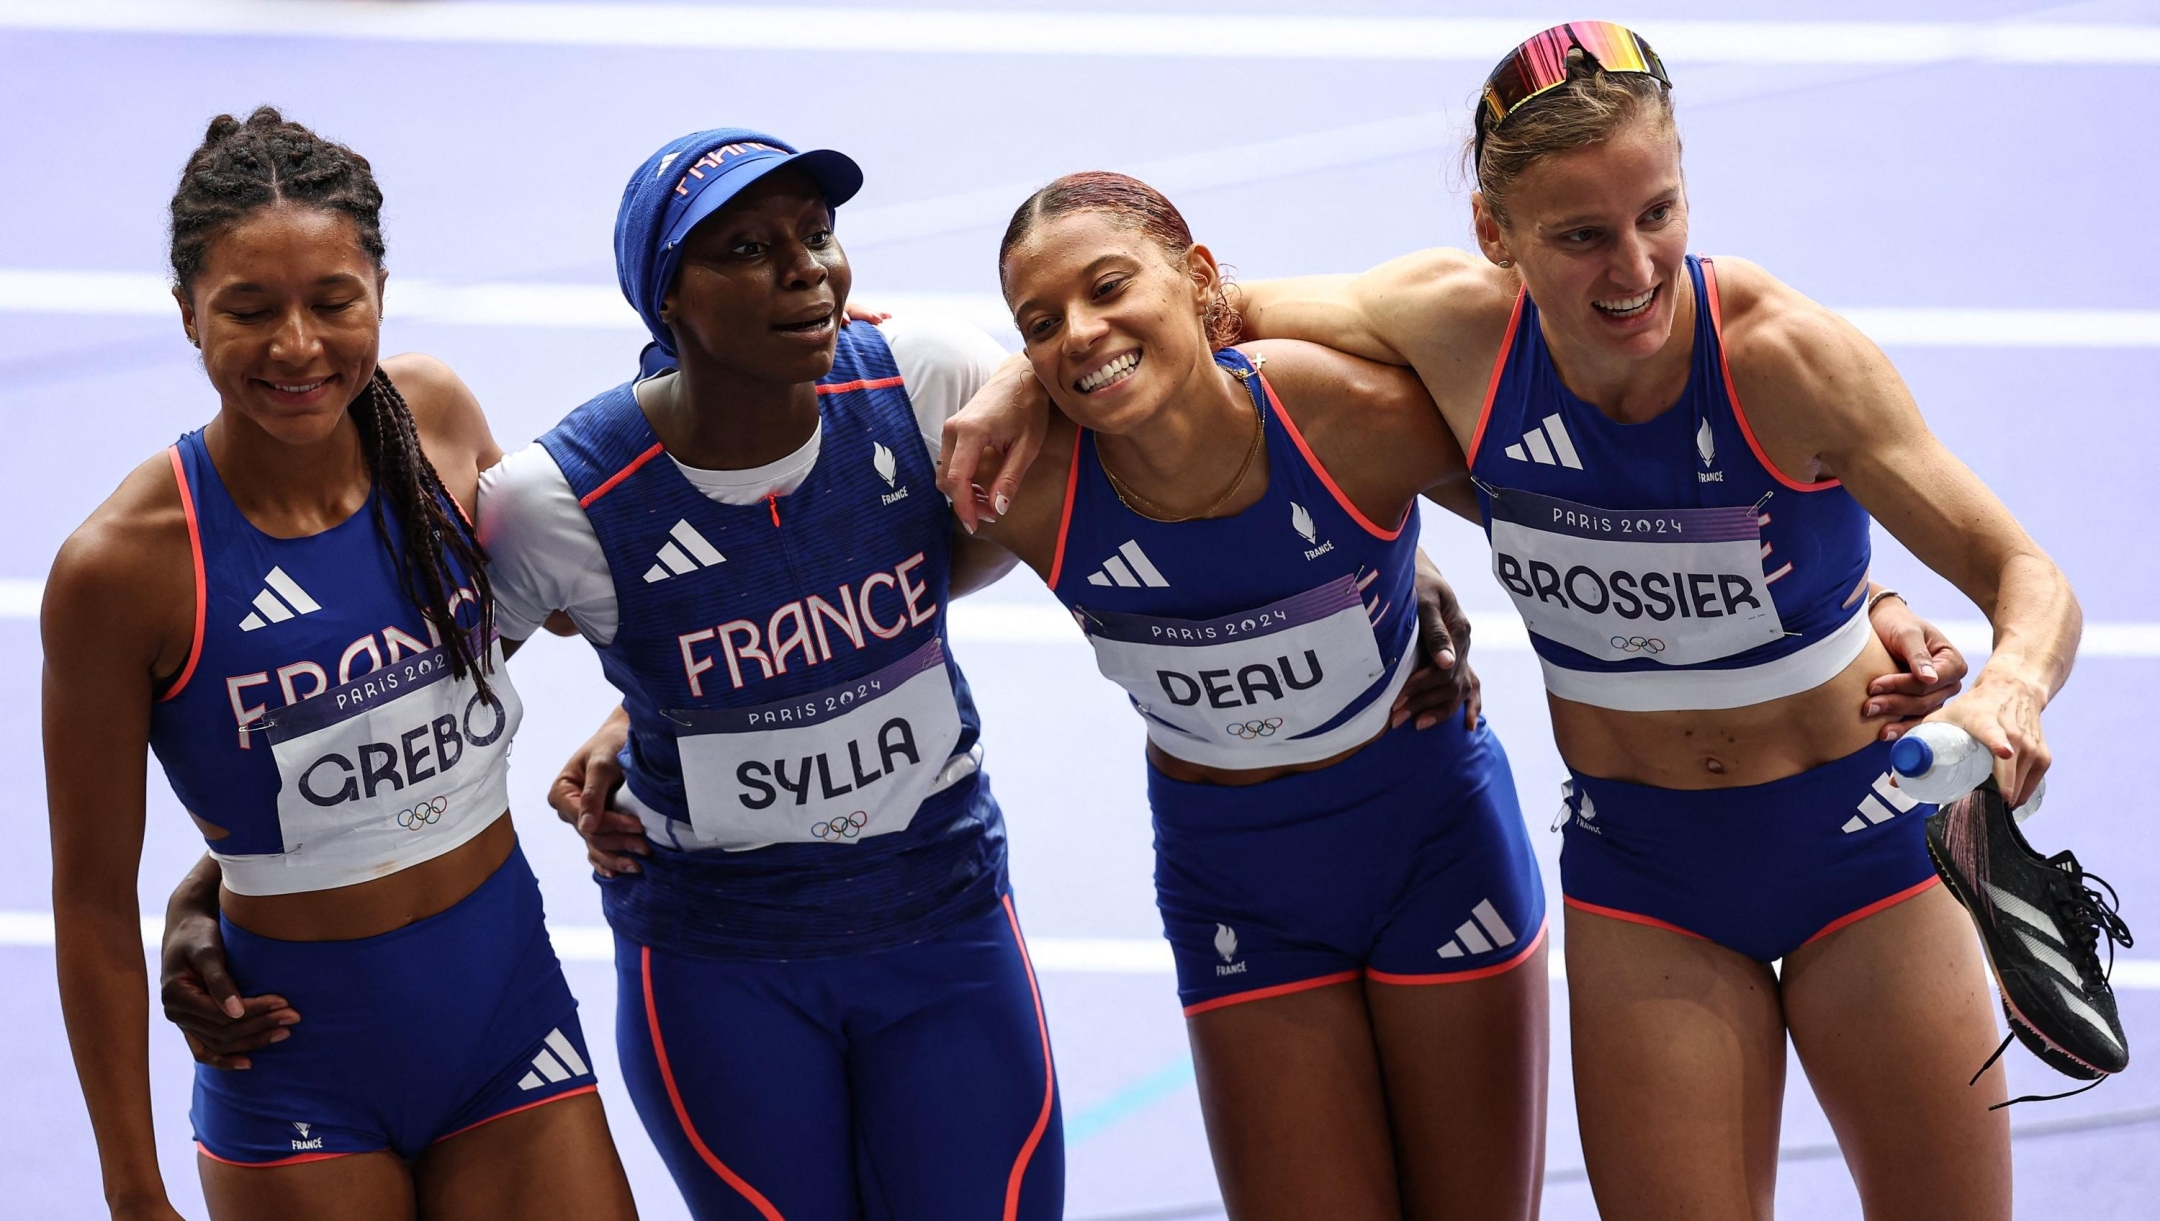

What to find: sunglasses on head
left=1472, top=21, right=1671, bottom=187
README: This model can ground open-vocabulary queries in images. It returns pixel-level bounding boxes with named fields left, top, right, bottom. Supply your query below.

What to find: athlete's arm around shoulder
left=382, top=351, right=503, bottom=517
left=1713, top=256, right=2078, bottom=800
left=1237, top=338, right=1475, bottom=522
left=43, top=455, right=197, bottom=1219
left=876, top=313, right=1024, bottom=595
left=1238, top=248, right=1521, bottom=442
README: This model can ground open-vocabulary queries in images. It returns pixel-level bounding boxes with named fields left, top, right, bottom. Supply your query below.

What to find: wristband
left=1866, top=588, right=1904, bottom=614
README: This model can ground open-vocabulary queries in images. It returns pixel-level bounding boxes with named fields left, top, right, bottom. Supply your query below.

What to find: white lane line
left=0, top=909, right=1182, bottom=973
left=6, top=271, right=2160, bottom=349
left=5, top=4, right=2160, bottom=64
left=844, top=112, right=1455, bottom=249
left=1, top=584, right=2156, bottom=658
left=5, top=913, right=2158, bottom=988
left=0, top=269, right=1019, bottom=337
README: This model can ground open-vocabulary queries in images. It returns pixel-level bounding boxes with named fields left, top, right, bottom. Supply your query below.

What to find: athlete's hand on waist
left=550, top=705, right=648, bottom=878
left=1924, top=672, right=2052, bottom=808
left=159, top=865, right=299, bottom=1071
left=939, top=353, right=1045, bottom=533
left=1864, top=591, right=1969, bottom=738
left=1392, top=551, right=1481, bottom=732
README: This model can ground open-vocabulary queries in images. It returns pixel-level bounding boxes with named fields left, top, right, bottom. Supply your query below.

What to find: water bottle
left=1891, top=722, right=2047, bottom=820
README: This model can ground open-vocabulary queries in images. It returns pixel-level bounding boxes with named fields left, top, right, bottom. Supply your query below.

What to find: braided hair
left=169, top=107, right=496, bottom=696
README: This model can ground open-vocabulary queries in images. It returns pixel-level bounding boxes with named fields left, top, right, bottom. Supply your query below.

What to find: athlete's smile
left=1075, top=348, right=1141, bottom=395
left=251, top=373, right=340, bottom=407
left=1598, top=283, right=1658, bottom=317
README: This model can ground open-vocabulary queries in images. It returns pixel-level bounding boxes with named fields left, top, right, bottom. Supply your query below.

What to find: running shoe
left=1925, top=779, right=2133, bottom=1082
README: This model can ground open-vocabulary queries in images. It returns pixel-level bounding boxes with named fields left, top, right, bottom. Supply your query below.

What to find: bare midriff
left=219, top=811, right=516, bottom=941
left=1549, top=630, right=1901, bottom=790
left=1146, top=721, right=1390, bottom=787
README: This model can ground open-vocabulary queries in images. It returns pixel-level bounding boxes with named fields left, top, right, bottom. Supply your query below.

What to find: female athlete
left=44, top=109, right=635, bottom=1220
left=926, top=170, right=1545, bottom=1221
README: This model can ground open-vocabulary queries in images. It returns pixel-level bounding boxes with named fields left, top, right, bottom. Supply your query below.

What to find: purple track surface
left=5, top=2, right=2157, bottom=1217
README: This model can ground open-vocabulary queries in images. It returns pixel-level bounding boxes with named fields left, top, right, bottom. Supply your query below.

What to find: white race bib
left=1486, top=486, right=1784, bottom=665
left=1080, top=575, right=1399, bottom=769
left=255, top=638, right=521, bottom=893
left=668, top=637, right=964, bottom=845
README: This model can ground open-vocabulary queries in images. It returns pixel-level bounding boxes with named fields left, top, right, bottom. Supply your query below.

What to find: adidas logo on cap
left=239, top=567, right=322, bottom=631
left=643, top=519, right=726, bottom=583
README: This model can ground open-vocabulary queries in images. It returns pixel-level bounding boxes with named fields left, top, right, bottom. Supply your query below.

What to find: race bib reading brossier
left=1081, top=575, right=1388, bottom=764
left=1487, top=486, right=1784, bottom=665
left=666, top=637, right=964, bottom=845
left=262, top=637, right=521, bottom=858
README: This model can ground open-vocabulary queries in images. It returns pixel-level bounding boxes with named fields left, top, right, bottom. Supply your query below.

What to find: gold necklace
left=1100, top=361, right=1264, bottom=524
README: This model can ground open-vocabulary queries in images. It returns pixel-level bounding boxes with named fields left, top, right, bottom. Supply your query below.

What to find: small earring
left=1496, top=259, right=1513, bottom=269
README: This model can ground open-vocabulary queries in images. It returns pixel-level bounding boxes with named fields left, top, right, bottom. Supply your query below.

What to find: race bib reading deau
left=1081, top=575, right=1387, bottom=753
left=1486, top=486, right=1785, bottom=665
left=667, top=637, right=964, bottom=845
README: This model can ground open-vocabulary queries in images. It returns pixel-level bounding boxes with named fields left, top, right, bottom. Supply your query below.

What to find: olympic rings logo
left=396, top=796, right=448, bottom=830
left=1609, top=636, right=1667, bottom=654
left=813, top=811, right=869, bottom=840
left=1224, top=718, right=1285, bottom=740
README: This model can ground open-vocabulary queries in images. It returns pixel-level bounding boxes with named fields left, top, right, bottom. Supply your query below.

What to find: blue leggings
left=615, top=897, right=1063, bottom=1220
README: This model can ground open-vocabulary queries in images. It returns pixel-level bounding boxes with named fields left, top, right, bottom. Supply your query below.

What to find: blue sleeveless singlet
left=539, top=324, right=1005, bottom=959
left=1047, top=348, right=1421, bottom=768
left=147, top=430, right=518, bottom=896
left=1469, top=255, right=1873, bottom=712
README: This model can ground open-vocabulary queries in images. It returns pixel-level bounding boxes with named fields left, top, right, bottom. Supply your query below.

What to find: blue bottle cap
left=1891, top=734, right=1934, bottom=777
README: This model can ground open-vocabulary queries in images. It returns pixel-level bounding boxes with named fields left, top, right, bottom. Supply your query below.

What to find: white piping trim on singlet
left=212, top=802, right=504, bottom=896
left=1536, top=605, right=1871, bottom=712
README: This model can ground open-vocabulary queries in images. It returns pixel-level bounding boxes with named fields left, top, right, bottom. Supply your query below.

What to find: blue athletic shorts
left=615, top=895, right=1063, bottom=1220
left=192, top=841, right=596, bottom=1165
left=1150, top=718, right=1547, bottom=1015
left=1559, top=738, right=1941, bottom=962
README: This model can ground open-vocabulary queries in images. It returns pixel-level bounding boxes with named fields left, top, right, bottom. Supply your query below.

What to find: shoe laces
left=1970, top=1032, right=2106, bottom=1110
left=2045, top=857, right=2133, bottom=988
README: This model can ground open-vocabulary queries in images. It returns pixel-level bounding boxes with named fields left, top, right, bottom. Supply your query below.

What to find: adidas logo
left=1438, top=899, right=1518, bottom=959
left=643, top=519, right=726, bottom=584
left=1841, top=771, right=1921, bottom=834
left=515, top=1028, right=593, bottom=1091
left=1086, top=540, right=1169, bottom=588
left=1501, top=412, right=1583, bottom=469
left=239, top=567, right=322, bottom=631
left=1984, top=881, right=2124, bottom=1052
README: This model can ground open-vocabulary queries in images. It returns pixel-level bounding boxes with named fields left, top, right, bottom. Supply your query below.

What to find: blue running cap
left=615, top=128, right=863, bottom=372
